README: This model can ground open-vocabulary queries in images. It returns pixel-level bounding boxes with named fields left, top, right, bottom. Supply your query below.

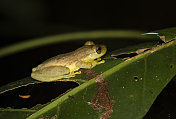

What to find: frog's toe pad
left=75, top=71, right=82, bottom=74
left=98, top=60, right=105, bottom=64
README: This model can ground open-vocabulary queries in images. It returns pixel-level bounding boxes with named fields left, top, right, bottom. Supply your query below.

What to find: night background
left=0, top=0, right=176, bottom=118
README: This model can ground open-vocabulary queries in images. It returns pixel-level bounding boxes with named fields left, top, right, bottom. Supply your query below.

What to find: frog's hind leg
left=31, top=66, right=70, bottom=82
left=61, top=70, right=81, bottom=79
left=76, top=59, right=105, bottom=69
left=76, top=61, right=92, bottom=68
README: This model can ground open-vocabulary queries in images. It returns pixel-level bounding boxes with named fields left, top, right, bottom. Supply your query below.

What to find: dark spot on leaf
left=114, top=53, right=138, bottom=59
left=149, top=90, right=154, bottom=94
left=170, top=64, right=174, bottom=69
left=133, top=76, right=139, bottom=81
left=68, top=95, right=75, bottom=99
left=129, top=95, right=134, bottom=98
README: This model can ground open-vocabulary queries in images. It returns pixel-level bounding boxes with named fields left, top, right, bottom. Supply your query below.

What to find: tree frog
left=31, top=41, right=107, bottom=82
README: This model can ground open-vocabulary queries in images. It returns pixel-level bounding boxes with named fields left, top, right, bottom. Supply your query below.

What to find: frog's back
left=36, top=45, right=93, bottom=70
left=37, top=52, right=75, bottom=69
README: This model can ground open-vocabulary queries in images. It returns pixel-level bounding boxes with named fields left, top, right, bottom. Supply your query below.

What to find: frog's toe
left=96, top=58, right=102, bottom=61
left=63, top=71, right=81, bottom=78
left=98, top=60, right=105, bottom=64
left=75, top=71, right=82, bottom=74
left=63, top=73, right=76, bottom=78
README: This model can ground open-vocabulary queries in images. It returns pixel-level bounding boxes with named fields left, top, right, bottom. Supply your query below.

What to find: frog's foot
left=96, top=58, right=102, bottom=62
left=62, top=73, right=75, bottom=79
left=74, top=71, right=82, bottom=74
left=97, top=59, right=105, bottom=64
left=95, top=58, right=105, bottom=64
left=91, top=59, right=105, bottom=67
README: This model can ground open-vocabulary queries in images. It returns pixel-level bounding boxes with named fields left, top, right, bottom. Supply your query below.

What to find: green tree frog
left=31, top=41, right=107, bottom=82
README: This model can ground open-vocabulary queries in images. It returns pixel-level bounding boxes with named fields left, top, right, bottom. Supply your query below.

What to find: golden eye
left=96, top=46, right=101, bottom=54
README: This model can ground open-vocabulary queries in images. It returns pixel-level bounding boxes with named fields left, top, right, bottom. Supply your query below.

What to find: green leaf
left=24, top=40, right=176, bottom=119
left=0, top=108, right=36, bottom=119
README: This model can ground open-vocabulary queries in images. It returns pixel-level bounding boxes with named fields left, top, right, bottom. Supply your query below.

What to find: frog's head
left=84, top=41, right=107, bottom=60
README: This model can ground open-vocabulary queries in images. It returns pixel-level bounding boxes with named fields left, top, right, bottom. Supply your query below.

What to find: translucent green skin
left=31, top=41, right=107, bottom=82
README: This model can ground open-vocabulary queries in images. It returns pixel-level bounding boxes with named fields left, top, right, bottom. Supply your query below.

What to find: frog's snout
left=100, top=44, right=107, bottom=55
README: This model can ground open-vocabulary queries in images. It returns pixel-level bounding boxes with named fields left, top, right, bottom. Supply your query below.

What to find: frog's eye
left=96, top=46, right=101, bottom=54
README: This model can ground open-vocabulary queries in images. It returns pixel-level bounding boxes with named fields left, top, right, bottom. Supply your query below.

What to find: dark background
left=2, top=0, right=176, bottom=85
left=0, top=0, right=176, bottom=47
left=0, top=0, right=176, bottom=118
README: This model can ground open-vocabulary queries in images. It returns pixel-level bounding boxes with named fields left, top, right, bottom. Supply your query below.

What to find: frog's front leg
left=76, top=61, right=93, bottom=69
left=76, top=59, right=104, bottom=69
left=91, top=60, right=104, bottom=68
left=31, top=66, right=70, bottom=82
